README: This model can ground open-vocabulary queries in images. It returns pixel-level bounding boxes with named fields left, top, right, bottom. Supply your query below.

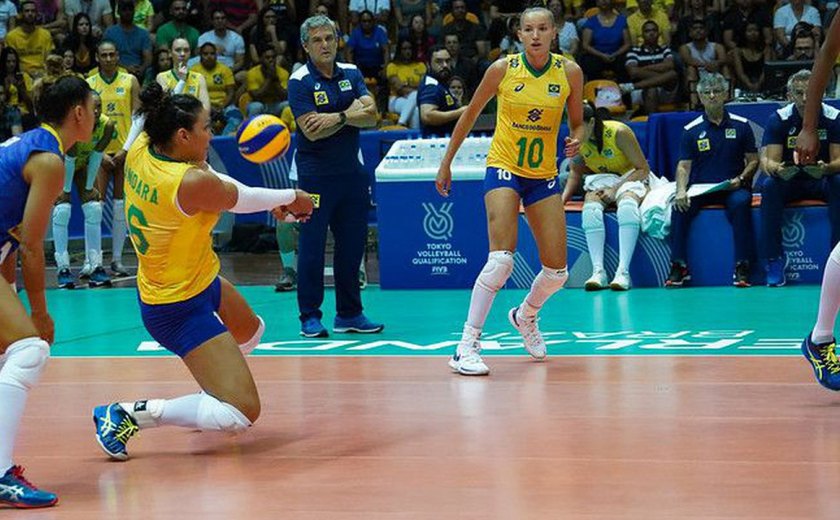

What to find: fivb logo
left=782, top=213, right=806, bottom=249
left=422, top=202, right=454, bottom=240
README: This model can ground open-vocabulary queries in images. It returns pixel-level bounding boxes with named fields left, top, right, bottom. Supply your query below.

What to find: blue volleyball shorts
left=483, top=167, right=561, bottom=207
left=139, top=277, right=228, bottom=357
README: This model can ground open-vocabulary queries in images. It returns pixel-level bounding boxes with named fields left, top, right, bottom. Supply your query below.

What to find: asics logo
left=809, top=351, right=823, bottom=379
left=0, top=484, right=24, bottom=499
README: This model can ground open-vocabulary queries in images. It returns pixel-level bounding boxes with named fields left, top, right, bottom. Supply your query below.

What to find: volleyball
left=237, top=115, right=291, bottom=163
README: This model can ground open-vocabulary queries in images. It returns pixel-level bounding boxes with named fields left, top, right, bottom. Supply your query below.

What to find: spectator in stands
left=308, top=0, right=348, bottom=35
left=579, top=0, right=632, bottom=81
left=0, top=83, right=22, bottom=140
left=623, top=21, right=678, bottom=114
left=155, top=0, right=199, bottom=52
left=722, top=0, right=773, bottom=54
left=247, top=45, right=289, bottom=117
left=487, top=0, right=526, bottom=50
left=5, top=1, right=54, bottom=78
left=104, top=0, right=152, bottom=79
left=249, top=7, right=288, bottom=68
left=386, top=38, right=425, bottom=129
left=627, top=0, right=670, bottom=47
left=60, top=48, right=77, bottom=74
left=209, top=0, right=258, bottom=36
left=774, top=0, right=821, bottom=54
left=404, top=14, right=435, bottom=63
left=394, top=0, right=432, bottom=37
left=546, top=0, right=579, bottom=57
left=418, top=45, right=467, bottom=137
left=788, top=30, right=817, bottom=61
left=265, top=0, right=298, bottom=58
left=732, top=21, right=769, bottom=94
left=117, top=0, right=154, bottom=31
left=0, top=47, right=34, bottom=125
left=145, top=47, right=171, bottom=85
left=30, top=53, right=64, bottom=107
left=157, top=37, right=210, bottom=110
left=346, top=9, right=389, bottom=83
left=499, top=15, right=525, bottom=55
left=442, top=0, right=489, bottom=62
left=564, top=102, right=652, bottom=291
left=65, top=13, right=99, bottom=74
left=349, top=0, right=390, bottom=29
left=673, top=0, right=720, bottom=49
left=35, top=0, right=66, bottom=44
left=64, top=0, right=112, bottom=38
left=759, top=69, right=840, bottom=286
left=678, top=20, right=729, bottom=109
left=625, top=0, right=674, bottom=20
left=444, top=33, right=478, bottom=92
left=191, top=41, right=242, bottom=135
left=0, top=0, right=17, bottom=45
left=199, top=9, right=246, bottom=74
left=448, top=75, right=469, bottom=105
left=666, top=73, right=758, bottom=288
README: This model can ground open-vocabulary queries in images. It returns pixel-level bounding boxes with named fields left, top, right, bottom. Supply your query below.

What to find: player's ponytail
left=583, top=101, right=611, bottom=153
left=139, top=82, right=203, bottom=148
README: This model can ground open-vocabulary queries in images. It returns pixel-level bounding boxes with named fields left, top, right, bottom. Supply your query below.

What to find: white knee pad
left=0, top=337, right=49, bottom=391
left=82, top=200, right=103, bottom=225
left=616, top=197, right=641, bottom=226
left=476, top=250, right=514, bottom=292
left=195, top=393, right=252, bottom=433
left=582, top=202, right=605, bottom=231
left=52, top=202, right=71, bottom=227
left=539, top=265, right=569, bottom=290
left=240, top=316, right=265, bottom=356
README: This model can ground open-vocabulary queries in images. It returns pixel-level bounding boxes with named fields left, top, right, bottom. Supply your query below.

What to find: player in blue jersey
left=0, top=76, right=95, bottom=508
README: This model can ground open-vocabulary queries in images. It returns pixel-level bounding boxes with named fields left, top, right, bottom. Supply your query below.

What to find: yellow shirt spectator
left=7, top=72, right=33, bottom=114
left=246, top=64, right=289, bottom=104
left=385, top=61, right=426, bottom=97
left=191, top=61, right=234, bottom=109
left=625, top=0, right=673, bottom=11
left=627, top=8, right=671, bottom=46
left=5, top=26, right=54, bottom=76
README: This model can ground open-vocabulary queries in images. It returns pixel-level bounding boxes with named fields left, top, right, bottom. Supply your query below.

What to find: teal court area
left=51, top=285, right=818, bottom=358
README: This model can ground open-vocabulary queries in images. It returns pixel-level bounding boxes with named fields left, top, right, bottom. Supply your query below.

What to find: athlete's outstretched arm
left=19, top=153, right=65, bottom=343
left=797, top=13, right=840, bottom=164
left=436, top=59, right=508, bottom=197
left=564, top=60, right=585, bottom=157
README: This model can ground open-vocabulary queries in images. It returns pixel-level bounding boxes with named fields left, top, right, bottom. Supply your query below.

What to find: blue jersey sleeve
left=761, top=114, right=785, bottom=147
left=827, top=115, right=840, bottom=144
left=678, top=127, right=695, bottom=162
left=741, top=121, right=758, bottom=154
left=417, top=79, right=440, bottom=107
left=288, top=77, right=316, bottom=118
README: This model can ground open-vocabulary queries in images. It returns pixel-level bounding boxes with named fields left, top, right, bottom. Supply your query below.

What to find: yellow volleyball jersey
left=87, top=71, right=134, bottom=153
left=486, top=53, right=571, bottom=179
left=125, top=133, right=220, bottom=305
left=580, top=120, right=635, bottom=174
left=159, top=70, right=205, bottom=100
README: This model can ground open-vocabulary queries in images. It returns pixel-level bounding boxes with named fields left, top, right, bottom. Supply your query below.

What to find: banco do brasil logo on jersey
left=527, top=108, right=543, bottom=122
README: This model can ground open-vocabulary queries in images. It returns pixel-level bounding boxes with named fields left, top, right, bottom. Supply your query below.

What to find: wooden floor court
left=9, top=274, right=840, bottom=518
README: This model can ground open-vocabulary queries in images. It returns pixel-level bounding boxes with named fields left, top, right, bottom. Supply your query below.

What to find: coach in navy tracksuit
left=288, top=15, right=384, bottom=338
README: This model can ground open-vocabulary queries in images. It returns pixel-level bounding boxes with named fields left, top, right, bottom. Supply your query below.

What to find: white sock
left=83, top=201, right=103, bottom=267
left=121, top=395, right=202, bottom=429
left=458, top=323, right=481, bottom=354
left=280, top=251, right=296, bottom=271
left=582, top=203, right=605, bottom=272
left=616, top=198, right=641, bottom=273
left=465, top=251, right=514, bottom=329
left=0, top=355, right=24, bottom=473
left=111, top=199, right=127, bottom=263
left=520, top=267, right=569, bottom=318
left=812, top=244, right=840, bottom=344
left=52, top=203, right=71, bottom=269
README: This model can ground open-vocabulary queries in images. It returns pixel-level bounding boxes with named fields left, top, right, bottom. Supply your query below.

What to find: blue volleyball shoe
left=93, top=403, right=139, bottom=461
left=333, top=314, right=384, bottom=334
left=801, top=335, right=840, bottom=391
left=0, top=465, right=58, bottom=508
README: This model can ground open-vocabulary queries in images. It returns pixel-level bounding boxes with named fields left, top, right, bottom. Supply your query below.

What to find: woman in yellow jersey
left=562, top=102, right=652, bottom=291
left=436, top=6, right=584, bottom=376
left=92, top=83, right=314, bottom=461
left=156, top=37, right=211, bottom=111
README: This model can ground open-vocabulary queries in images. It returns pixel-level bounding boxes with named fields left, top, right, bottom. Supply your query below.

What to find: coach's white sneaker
left=610, top=270, right=631, bottom=291
left=508, top=306, right=546, bottom=360
left=585, top=269, right=608, bottom=291
left=448, top=324, right=489, bottom=376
